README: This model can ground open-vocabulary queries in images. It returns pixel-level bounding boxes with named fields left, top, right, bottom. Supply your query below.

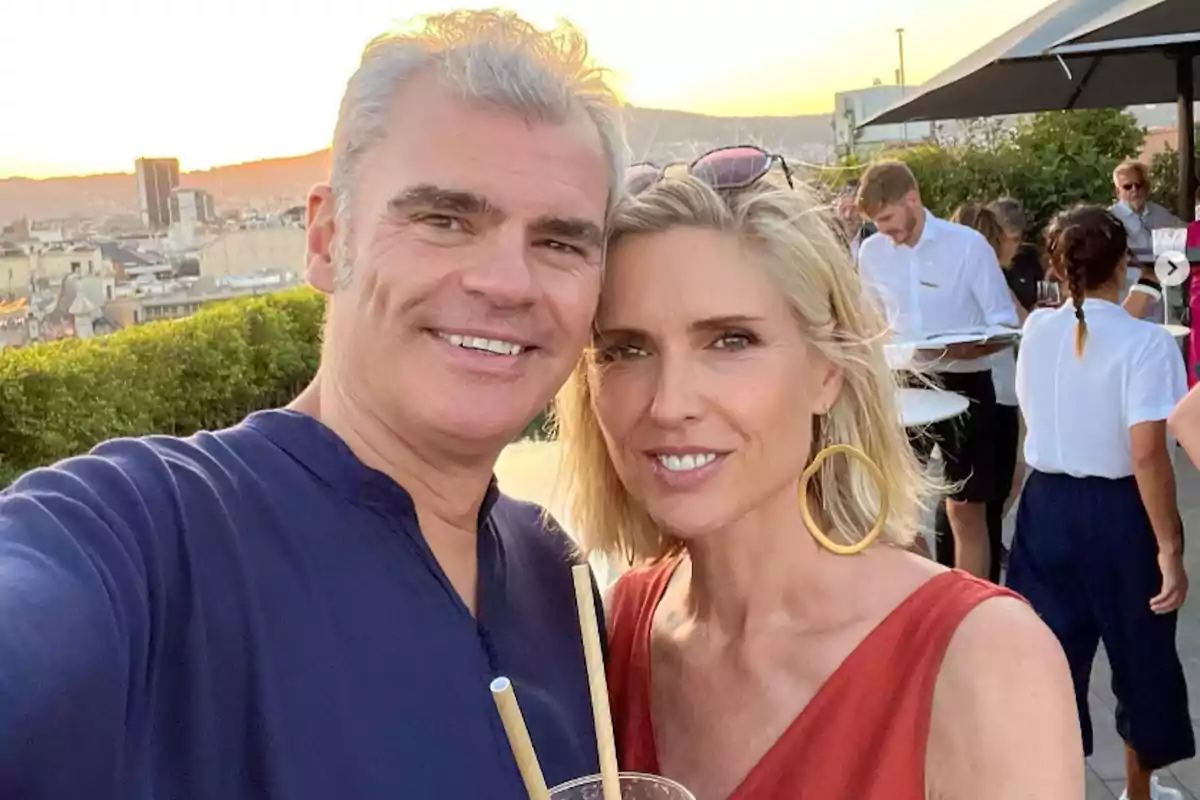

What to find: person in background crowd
left=990, top=197, right=1046, bottom=305
left=856, top=161, right=1019, bottom=580
left=1170, top=382, right=1200, bottom=468
left=1110, top=160, right=1182, bottom=323
left=1123, top=263, right=1167, bottom=321
left=835, top=184, right=862, bottom=258
left=1011, top=204, right=1194, bottom=800
left=835, top=178, right=877, bottom=263
left=932, top=203, right=1027, bottom=582
left=1110, top=161, right=1183, bottom=254
left=557, top=165, right=1081, bottom=799
left=988, top=196, right=1045, bottom=562
left=0, top=10, right=622, bottom=798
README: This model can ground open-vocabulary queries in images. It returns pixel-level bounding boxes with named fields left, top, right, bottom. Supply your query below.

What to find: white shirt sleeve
left=1126, top=328, right=1188, bottom=427
left=856, top=238, right=891, bottom=328
left=965, top=234, right=1020, bottom=328
left=1128, top=282, right=1164, bottom=302
left=1015, top=309, right=1049, bottom=412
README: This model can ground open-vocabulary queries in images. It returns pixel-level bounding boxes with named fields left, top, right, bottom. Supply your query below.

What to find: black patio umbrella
left=860, top=0, right=1200, bottom=220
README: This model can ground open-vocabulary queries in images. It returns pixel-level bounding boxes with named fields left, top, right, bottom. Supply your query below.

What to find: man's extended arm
left=0, top=447, right=162, bottom=797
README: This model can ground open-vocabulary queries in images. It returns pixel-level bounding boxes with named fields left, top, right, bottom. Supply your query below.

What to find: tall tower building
left=134, top=157, right=181, bottom=232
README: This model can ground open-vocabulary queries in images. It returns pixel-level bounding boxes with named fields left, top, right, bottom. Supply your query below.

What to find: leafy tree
left=1004, top=109, right=1145, bottom=232
left=1012, top=109, right=1145, bottom=165
left=883, top=108, right=1146, bottom=237
left=1149, top=126, right=1200, bottom=215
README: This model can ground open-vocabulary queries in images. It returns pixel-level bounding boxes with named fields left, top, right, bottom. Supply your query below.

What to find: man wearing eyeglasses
left=1111, top=161, right=1182, bottom=252
left=1110, top=160, right=1184, bottom=323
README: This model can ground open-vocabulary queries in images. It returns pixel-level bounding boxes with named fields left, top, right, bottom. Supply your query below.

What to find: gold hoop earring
left=798, top=444, right=889, bottom=556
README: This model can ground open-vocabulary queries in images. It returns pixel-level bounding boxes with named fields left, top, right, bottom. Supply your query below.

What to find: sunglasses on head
left=625, top=145, right=794, bottom=195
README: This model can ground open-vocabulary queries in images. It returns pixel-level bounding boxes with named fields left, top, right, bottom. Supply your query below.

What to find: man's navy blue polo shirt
left=0, top=409, right=601, bottom=798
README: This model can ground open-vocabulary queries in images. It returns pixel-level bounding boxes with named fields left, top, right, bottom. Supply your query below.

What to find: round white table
left=884, top=342, right=917, bottom=371
left=899, top=388, right=969, bottom=427
left=1162, top=323, right=1191, bottom=339
left=885, top=335, right=1017, bottom=372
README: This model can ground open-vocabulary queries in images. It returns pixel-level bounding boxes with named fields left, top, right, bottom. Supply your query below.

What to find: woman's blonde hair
left=554, top=174, right=934, bottom=565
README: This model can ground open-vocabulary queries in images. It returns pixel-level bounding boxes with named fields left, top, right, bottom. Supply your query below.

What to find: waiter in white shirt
left=855, top=161, right=1018, bottom=579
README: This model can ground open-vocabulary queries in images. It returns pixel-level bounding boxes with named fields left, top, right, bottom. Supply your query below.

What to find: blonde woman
left=555, top=150, right=1081, bottom=799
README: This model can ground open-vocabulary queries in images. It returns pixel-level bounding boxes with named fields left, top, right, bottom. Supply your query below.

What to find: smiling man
left=0, top=11, right=623, bottom=799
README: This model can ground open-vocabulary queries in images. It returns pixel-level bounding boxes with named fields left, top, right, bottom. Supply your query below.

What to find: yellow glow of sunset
left=1, top=0, right=1056, bottom=179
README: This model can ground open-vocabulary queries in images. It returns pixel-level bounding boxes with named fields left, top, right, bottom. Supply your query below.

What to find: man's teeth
left=657, top=453, right=717, bottom=472
left=440, top=333, right=524, bottom=356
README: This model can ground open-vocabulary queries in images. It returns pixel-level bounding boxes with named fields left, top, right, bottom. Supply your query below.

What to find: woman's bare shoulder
left=925, top=595, right=1084, bottom=799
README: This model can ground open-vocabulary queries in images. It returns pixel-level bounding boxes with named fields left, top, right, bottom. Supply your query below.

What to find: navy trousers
left=1008, top=470, right=1195, bottom=770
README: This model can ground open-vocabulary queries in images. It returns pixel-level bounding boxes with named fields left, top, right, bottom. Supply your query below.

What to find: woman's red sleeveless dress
left=606, top=558, right=1018, bottom=799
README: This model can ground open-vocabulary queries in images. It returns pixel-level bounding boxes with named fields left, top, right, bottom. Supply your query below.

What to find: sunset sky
left=2, top=0, right=1057, bottom=179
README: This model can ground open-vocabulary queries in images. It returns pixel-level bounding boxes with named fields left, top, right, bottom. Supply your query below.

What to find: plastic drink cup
left=548, top=772, right=696, bottom=800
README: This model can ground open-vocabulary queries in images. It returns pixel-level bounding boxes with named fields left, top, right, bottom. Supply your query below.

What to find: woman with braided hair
left=1010, top=204, right=1194, bottom=800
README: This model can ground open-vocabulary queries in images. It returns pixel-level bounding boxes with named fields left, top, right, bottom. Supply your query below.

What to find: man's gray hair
left=988, top=197, right=1027, bottom=234
left=1113, top=160, right=1148, bottom=184
left=330, top=9, right=627, bottom=233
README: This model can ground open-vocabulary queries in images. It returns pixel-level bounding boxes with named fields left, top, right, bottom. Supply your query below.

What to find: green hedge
left=1148, top=130, right=1200, bottom=215
left=901, top=110, right=1148, bottom=238
left=0, top=288, right=324, bottom=486
left=820, top=109, right=1152, bottom=239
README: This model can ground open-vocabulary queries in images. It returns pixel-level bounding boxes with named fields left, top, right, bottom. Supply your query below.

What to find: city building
left=0, top=244, right=106, bottom=299
left=98, top=241, right=172, bottom=281
left=18, top=273, right=120, bottom=344
left=195, top=227, right=306, bottom=278
left=28, top=222, right=65, bottom=245
left=104, top=271, right=300, bottom=327
left=170, top=188, right=217, bottom=226
left=135, top=157, right=181, bottom=232
left=1141, top=125, right=1179, bottom=162
left=833, top=85, right=934, bottom=158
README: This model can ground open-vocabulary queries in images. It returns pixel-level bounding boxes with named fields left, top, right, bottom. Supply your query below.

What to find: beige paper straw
left=572, top=564, right=622, bottom=800
left=490, top=676, right=551, bottom=800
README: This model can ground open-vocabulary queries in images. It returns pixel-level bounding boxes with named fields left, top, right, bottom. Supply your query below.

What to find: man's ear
left=306, top=184, right=337, bottom=294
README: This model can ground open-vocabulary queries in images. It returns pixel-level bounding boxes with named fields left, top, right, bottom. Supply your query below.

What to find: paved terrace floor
left=1081, top=455, right=1200, bottom=799
left=493, top=441, right=1200, bottom=797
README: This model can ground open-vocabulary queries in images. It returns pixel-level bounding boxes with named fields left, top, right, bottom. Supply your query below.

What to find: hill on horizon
left=0, top=106, right=834, bottom=225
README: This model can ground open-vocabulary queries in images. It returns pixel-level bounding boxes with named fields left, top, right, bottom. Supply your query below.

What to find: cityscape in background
left=0, top=83, right=1190, bottom=352
left=0, top=147, right=306, bottom=349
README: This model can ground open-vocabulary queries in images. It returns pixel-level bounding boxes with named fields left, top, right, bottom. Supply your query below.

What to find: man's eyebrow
left=387, top=184, right=495, bottom=216
left=530, top=215, right=604, bottom=248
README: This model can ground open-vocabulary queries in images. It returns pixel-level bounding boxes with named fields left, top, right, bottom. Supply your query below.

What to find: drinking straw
left=490, top=676, right=551, bottom=800
left=571, top=564, right=621, bottom=800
